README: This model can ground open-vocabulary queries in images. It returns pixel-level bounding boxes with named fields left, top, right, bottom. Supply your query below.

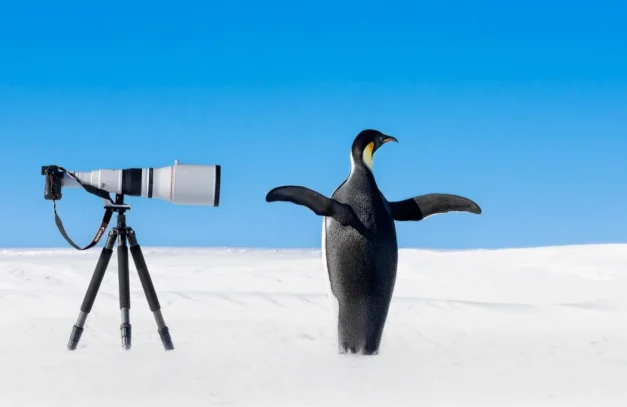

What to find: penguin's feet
left=338, top=341, right=379, bottom=356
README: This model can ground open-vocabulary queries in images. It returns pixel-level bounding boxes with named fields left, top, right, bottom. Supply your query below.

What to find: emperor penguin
left=265, top=129, right=482, bottom=355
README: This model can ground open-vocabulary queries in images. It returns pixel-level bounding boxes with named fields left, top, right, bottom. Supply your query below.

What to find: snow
left=2, top=244, right=627, bottom=406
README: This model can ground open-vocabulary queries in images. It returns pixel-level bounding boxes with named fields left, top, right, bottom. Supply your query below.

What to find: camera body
left=42, top=165, right=64, bottom=201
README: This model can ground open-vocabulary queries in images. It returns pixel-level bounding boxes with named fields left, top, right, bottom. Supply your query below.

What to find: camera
left=40, top=161, right=222, bottom=350
left=41, top=161, right=221, bottom=206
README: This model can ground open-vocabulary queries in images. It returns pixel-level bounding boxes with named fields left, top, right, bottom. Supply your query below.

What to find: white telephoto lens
left=60, top=161, right=221, bottom=207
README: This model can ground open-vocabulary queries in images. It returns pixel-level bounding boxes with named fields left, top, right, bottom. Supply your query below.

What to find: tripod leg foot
left=67, top=312, right=87, bottom=350
left=120, top=308, right=131, bottom=350
left=154, top=310, right=174, bottom=350
left=159, top=327, right=174, bottom=351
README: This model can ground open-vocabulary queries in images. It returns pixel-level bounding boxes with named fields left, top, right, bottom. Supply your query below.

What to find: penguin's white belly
left=321, top=217, right=339, bottom=327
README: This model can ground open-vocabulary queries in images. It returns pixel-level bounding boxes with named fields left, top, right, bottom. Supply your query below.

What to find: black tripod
left=67, top=194, right=174, bottom=351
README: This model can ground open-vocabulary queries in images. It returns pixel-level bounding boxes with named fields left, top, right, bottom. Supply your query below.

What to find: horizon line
left=0, top=242, right=626, bottom=253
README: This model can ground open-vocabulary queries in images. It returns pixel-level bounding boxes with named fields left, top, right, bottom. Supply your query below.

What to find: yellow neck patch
left=362, top=141, right=375, bottom=170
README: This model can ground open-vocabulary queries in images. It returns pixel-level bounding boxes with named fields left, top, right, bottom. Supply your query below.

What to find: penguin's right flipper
left=389, top=193, right=482, bottom=221
left=266, top=186, right=357, bottom=226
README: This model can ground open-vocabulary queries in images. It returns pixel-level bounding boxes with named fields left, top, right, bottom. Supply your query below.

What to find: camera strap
left=50, top=168, right=116, bottom=251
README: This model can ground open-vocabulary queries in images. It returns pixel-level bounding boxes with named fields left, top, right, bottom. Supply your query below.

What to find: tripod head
left=105, top=194, right=133, bottom=232
left=105, top=194, right=132, bottom=212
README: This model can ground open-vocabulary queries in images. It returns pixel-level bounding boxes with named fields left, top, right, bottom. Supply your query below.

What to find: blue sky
left=1, top=0, right=626, bottom=250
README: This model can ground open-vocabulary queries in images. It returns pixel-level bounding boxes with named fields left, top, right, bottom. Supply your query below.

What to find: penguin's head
left=351, top=129, right=398, bottom=171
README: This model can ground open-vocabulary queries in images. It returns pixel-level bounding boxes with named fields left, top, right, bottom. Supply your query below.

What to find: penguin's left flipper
left=266, top=186, right=357, bottom=226
left=389, top=193, right=482, bottom=221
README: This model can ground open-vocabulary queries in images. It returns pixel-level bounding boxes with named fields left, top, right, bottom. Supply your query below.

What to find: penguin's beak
left=374, top=135, right=398, bottom=151
left=381, top=135, right=398, bottom=144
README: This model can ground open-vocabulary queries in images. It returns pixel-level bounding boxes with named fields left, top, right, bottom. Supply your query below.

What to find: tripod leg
left=127, top=228, right=174, bottom=350
left=67, top=229, right=118, bottom=350
left=118, top=230, right=132, bottom=350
